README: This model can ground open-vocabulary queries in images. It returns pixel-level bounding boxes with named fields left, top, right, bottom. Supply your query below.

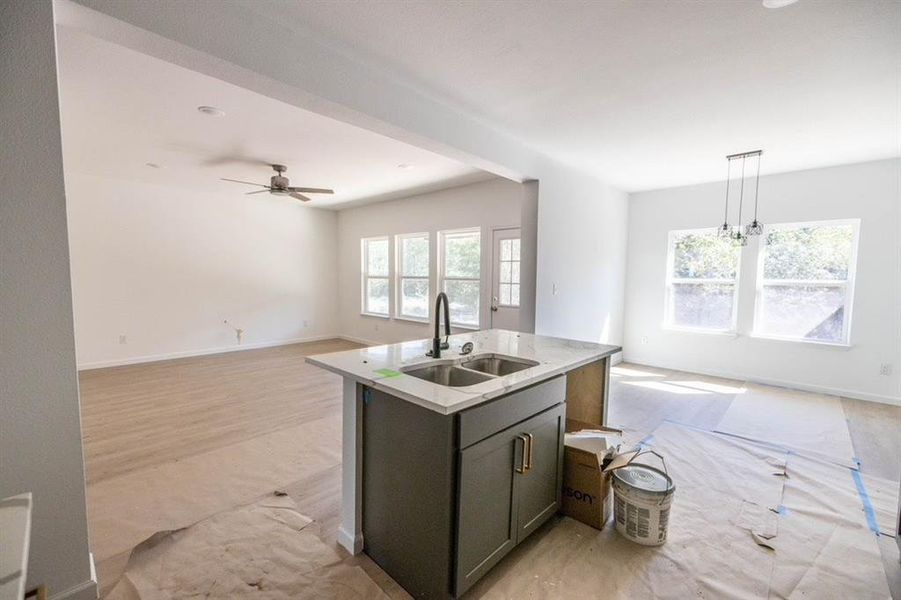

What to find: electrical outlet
left=119, top=334, right=127, bottom=345
left=303, top=320, right=309, bottom=328
left=641, top=336, right=649, bottom=344
left=552, top=282, right=558, bottom=296
left=879, top=363, right=893, bottom=376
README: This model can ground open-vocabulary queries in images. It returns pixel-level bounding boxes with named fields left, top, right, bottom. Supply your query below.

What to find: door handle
left=515, top=435, right=527, bottom=473
left=524, top=433, right=533, bottom=472
left=491, top=296, right=499, bottom=312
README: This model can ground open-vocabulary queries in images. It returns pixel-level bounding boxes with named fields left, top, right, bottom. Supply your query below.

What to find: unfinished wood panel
left=565, top=358, right=609, bottom=427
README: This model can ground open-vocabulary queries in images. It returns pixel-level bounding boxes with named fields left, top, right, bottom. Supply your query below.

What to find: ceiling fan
left=220, top=164, right=334, bottom=202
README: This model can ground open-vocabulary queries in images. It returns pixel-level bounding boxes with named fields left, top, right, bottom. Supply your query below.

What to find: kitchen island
left=307, top=329, right=620, bottom=598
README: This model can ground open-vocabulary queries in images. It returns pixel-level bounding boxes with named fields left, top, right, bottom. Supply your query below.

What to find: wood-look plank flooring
left=79, top=338, right=362, bottom=484
left=79, top=342, right=901, bottom=597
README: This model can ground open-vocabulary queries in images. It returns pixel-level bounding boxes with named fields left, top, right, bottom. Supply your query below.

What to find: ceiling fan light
left=197, top=105, right=226, bottom=117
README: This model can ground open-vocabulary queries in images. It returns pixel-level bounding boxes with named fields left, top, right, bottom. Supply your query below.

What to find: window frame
left=439, top=227, right=481, bottom=329
left=751, top=218, right=860, bottom=346
left=663, top=227, right=742, bottom=334
left=395, top=232, right=431, bottom=323
left=495, top=236, right=521, bottom=308
left=361, top=236, right=390, bottom=318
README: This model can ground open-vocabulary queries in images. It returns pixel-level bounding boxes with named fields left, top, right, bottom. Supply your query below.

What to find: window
left=753, top=220, right=859, bottom=344
left=497, top=238, right=521, bottom=307
left=396, top=233, right=430, bottom=320
left=665, top=229, right=741, bottom=332
left=362, top=237, right=389, bottom=316
left=440, top=229, right=481, bottom=327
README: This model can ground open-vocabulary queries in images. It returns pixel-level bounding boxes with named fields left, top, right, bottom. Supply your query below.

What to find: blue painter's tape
left=850, top=467, right=880, bottom=535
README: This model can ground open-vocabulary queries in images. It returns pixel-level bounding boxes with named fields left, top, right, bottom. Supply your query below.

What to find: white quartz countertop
left=306, top=329, right=621, bottom=415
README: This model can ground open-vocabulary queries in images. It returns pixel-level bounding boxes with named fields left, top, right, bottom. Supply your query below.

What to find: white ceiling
left=237, top=0, right=901, bottom=192
left=55, top=27, right=492, bottom=209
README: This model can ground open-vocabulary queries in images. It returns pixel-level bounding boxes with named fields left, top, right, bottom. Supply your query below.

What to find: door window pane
left=496, top=236, right=521, bottom=308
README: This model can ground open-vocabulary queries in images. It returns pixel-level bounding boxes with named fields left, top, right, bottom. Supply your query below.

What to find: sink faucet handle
left=460, top=342, right=474, bottom=355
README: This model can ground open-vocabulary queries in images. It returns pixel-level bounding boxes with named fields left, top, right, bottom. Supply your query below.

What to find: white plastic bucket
left=611, top=453, right=675, bottom=546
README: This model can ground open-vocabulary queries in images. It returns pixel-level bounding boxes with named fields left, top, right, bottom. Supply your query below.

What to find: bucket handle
left=631, top=448, right=668, bottom=478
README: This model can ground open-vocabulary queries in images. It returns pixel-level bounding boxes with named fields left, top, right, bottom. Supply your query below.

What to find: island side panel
left=564, top=358, right=610, bottom=427
left=363, top=387, right=457, bottom=599
left=339, top=379, right=364, bottom=554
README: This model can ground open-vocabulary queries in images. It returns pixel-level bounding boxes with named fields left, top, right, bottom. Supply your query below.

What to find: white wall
left=0, top=1, right=96, bottom=598
left=624, top=159, right=901, bottom=405
left=534, top=159, right=630, bottom=350
left=66, top=173, right=339, bottom=368
left=337, top=177, right=534, bottom=344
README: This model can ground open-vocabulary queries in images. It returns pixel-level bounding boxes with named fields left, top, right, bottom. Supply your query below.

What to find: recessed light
left=762, top=0, right=799, bottom=8
left=397, top=163, right=414, bottom=170
left=145, top=162, right=162, bottom=169
left=197, top=105, right=226, bottom=117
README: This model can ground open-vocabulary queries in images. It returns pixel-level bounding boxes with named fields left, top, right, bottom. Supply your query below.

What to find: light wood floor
left=79, top=339, right=362, bottom=484
left=79, top=339, right=901, bottom=597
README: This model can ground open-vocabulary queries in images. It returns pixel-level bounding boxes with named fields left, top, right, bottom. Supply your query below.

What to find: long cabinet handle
left=515, top=435, right=527, bottom=473
left=525, top=433, right=534, bottom=472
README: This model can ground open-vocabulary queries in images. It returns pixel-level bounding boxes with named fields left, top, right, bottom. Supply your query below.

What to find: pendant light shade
left=719, top=150, right=764, bottom=245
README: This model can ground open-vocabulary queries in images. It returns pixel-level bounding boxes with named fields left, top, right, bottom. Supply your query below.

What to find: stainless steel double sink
left=401, top=353, right=539, bottom=387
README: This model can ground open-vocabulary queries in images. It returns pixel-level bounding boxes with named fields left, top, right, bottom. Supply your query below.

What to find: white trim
left=76, top=334, right=340, bottom=370
left=338, top=335, right=382, bottom=347
left=438, top=227, right=482, bottom=328
left=624, top=358, right=901, bottom=407
left=395, top=232, right=431, bottom=321
left=663, top=227, right=741, bottom=332
left=361, top=236, right=391, bottom=317
left=393, top=315, right=430, bottom=325
left=748, top=333, right=852, bottom=349
left=752, top=219, right=860, bottom=345
left=360, top=311, right=390, bottom=320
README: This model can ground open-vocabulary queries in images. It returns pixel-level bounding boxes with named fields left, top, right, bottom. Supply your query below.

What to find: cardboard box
left=561, top=421, right=638, bottom=530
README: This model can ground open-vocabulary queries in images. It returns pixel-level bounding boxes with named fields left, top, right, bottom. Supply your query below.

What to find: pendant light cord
left=752, top=154, right=762, bottom=221
left=723, top=158, right=732, bottom=225
left=737, top=156, right=747, bottom=230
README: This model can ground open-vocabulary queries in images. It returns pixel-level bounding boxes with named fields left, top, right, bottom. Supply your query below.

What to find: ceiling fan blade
left=287, top=187, right=334, bottom=194
left=220, top=178, right=268, bottom=187
left=289, top=192, right=312, bottom=202
left=245, top=189, right=271, bottom=195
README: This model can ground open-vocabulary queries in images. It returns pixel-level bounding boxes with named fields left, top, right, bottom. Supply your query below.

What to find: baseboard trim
left=338, top=335, right=383, bottom=347
left=623, top=358, right=901, bottom=407
left=337, top=526, right=364, bottom=555
left=77, top=334, right=342, bottom=371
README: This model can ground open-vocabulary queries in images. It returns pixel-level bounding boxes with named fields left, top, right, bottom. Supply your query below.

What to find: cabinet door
left=515, top=403, right=565, bottom=542
left=455, top=427, right=524, bottom=596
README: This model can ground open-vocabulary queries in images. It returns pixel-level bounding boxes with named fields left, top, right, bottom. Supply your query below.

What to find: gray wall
left=0, top=1, right=96, bottom=598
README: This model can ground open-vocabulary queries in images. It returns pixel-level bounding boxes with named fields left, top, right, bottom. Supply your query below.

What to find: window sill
left=451, top=322, right=480, bottom=331
left=662, top=325, right=738, bottom=338
left=361, top=312, right=390, bottom=320
left=749, top=334, right=852, bottom=349
left=395, top=315, right=430, bottom=325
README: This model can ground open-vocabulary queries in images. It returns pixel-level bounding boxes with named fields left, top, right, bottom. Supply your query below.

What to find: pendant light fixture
left=718, top=149, right=764, bottom=246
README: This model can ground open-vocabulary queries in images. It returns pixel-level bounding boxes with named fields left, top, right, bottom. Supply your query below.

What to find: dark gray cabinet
left=455, top=404, right=565, bottom=596
left=362, top=376, right=566, bottom=599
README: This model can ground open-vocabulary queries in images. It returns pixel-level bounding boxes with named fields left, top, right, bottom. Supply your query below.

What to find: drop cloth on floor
left=106, top=496, right=387, bottom=600
left=713, top=383, right=857, bottom=468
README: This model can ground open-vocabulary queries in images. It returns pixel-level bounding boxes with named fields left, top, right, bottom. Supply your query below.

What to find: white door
left=490, top=228, right=521, bottom=330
